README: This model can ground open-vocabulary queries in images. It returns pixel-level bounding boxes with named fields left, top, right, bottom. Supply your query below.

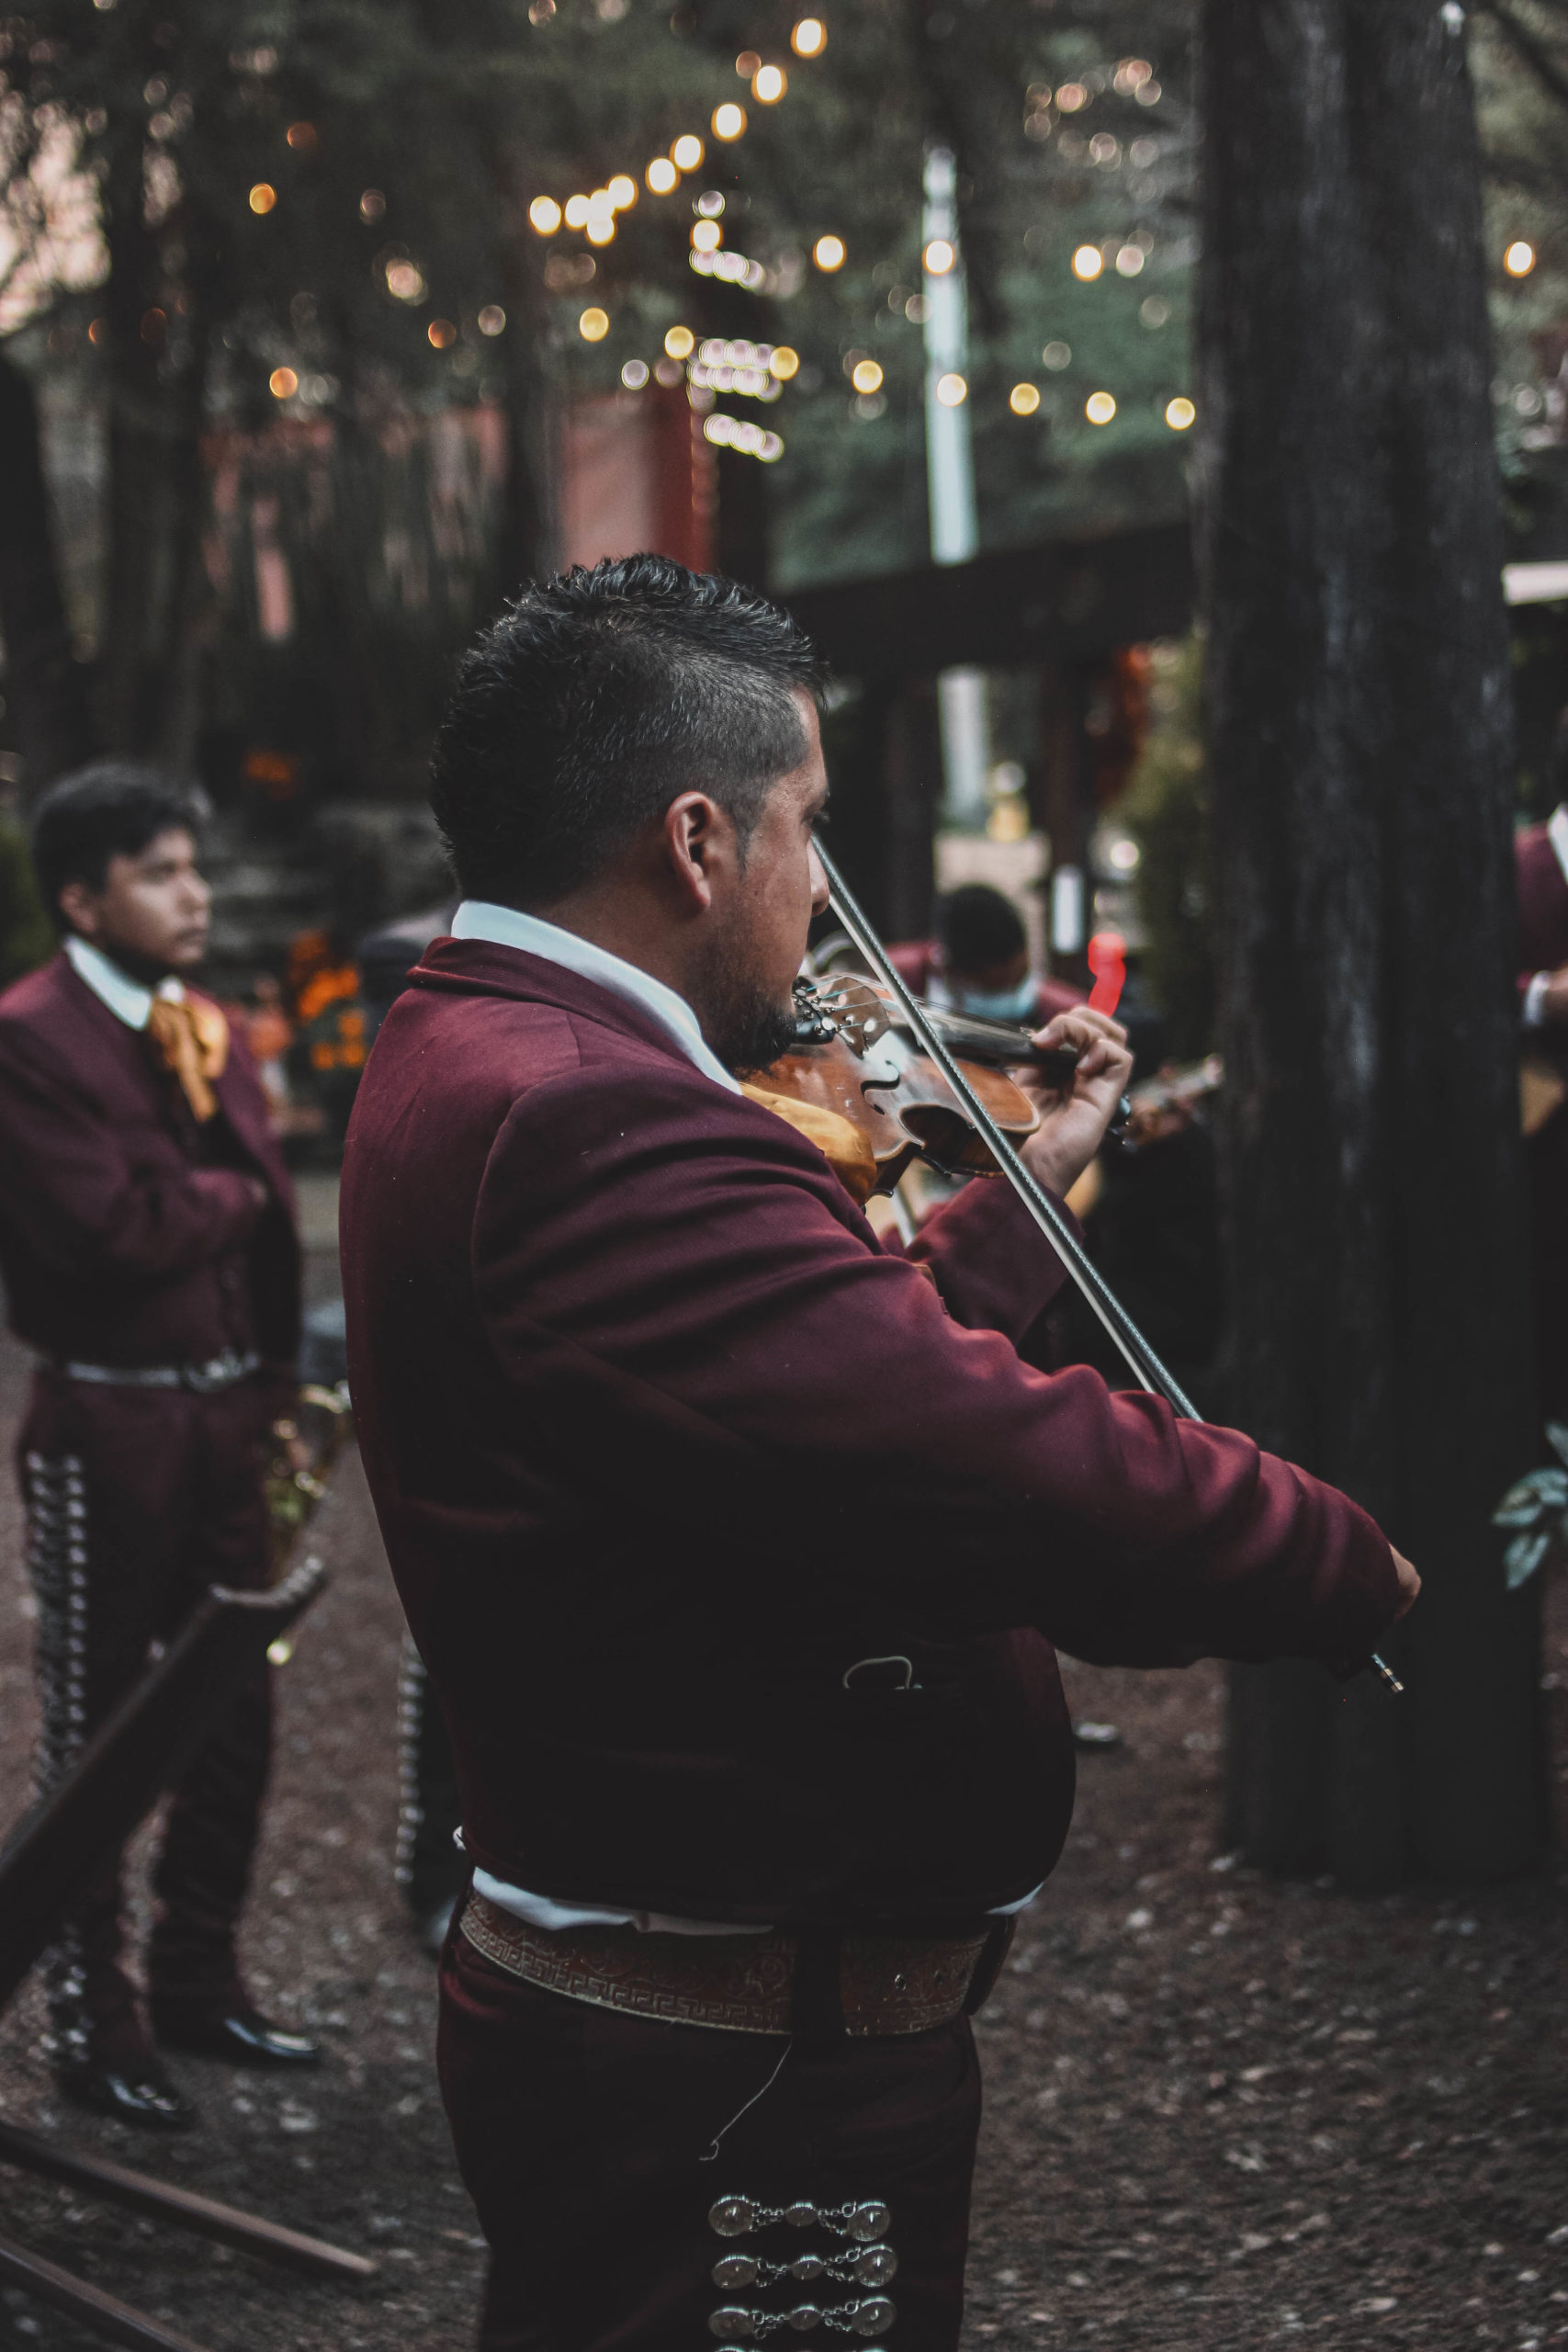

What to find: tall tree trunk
left=0, top=354, right=94, bottom=791
left=1200, top=0, right=1543, bottom=1884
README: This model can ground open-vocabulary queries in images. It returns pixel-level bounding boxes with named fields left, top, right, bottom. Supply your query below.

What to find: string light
left=813, top=234, right=845, bottom=271
left=268, top=366, right=298, bottom=398
left=713, top=103, right=747, bottom=139
left=753, top=64, right=786, bottom=101
left=622, top=358, right=649, bottom=388
left=771, top=346, right=799, bottom=379
left=671, top=134, right=705, bottom=171
left=665, top=324, right=695, bottom=358
left=703, top=413, right=784, bottom=461
left=1086, top=390, right=1116, bottom=424
left=428, top=318, right=456, bottom=347
left=647, top=158, right=678, bottom=193
left=359, top=189, right=385, bottom=221
left=1165, top=395, right=1195, bottom=430
left=249, top=182, right=276, bottom=213
left=935, top=373, right=966, bottom=406
left=1055, top=82, right=1088, bottom=110
left=1114, top=245, right=1145, bottom=276
left=852, top=358, right=883, bottom=393
left=1042, top=340, right=1070, bottom=368
left=690, top=247, right=766, bottom=288
left=286, top=120, right=316, bottom=151
left=530, top=196, right=562, bottom=234
left=385, top=260, right=425, bottom=301
left=478, top=306, right=506, bottom=334
left=692, top=220, right=723, bottom=252
left=608, top=174, right=637, bottom=209
left=736, top=49, right=761, bottom=75
left=923, top=239, right=955, bottom=276
left=580, top=307, right=609, bottom=340
left=1505, top=240, right=1537, bottom=277
left=587, top=216, right=616, bottom=246
left=792, top=17, right=826, bottom=55
left=564, top=195, right=590, bottom=228
left=1071, top=245, right=1102, bottom=280
left=1010, top=383, right=1041, bottom=414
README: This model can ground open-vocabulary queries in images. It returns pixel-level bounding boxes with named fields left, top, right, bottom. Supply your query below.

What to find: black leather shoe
left=60, top=2057, right=197, bottom=2130
left=152, top=2002, right=321, bottom=2068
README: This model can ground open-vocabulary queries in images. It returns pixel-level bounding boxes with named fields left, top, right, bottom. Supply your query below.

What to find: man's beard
left=688, top=926, right=800, bottom=1078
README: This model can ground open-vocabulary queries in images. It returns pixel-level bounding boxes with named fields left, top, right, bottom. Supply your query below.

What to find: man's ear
left=56, top=880, right=99, bottom=940
left=660, top=791, right=728, bottom=914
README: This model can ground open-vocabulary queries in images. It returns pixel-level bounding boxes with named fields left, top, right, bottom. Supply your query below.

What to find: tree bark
left=0, top=353, right=94, bottom=791
left=1199, top=0, right=1543, bottom=1884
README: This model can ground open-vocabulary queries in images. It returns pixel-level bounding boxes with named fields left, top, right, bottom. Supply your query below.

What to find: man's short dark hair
left=429, top=554, right=827, bottom=908
left=31, top=760, right=205, bottom=931
left=938, top=884, right=1027, bottom=975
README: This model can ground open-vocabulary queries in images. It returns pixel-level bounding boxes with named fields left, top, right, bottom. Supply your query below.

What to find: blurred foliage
left=0, top=812, right=53, bottom=985
left=1121, top=631, right=1213, bottom=1058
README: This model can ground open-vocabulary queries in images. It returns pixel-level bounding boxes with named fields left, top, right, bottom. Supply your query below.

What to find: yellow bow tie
left=147, top=995, right=230, bottom=1124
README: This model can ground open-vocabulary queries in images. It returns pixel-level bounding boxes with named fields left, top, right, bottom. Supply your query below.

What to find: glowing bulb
left=1505, top=240, right=1537, bottom=277
left=1114, top=244, right=1145, bottom=277
left=1165, top=395, right=1195, bottom=430
left=852, top=358, right=884, bottom=394
left=736, top=49, right=761, bottom=75
left=923, top=239, right=955, bottom=276
left=427, top=318, right=456, bottom=348
left=478, top=306, right=506, bottom=335
left=529, top=196, right=562, bottom=234
left=647, top=157, right=678, bottom=194
left=692, top=220, right=722, bottom=253
left=586, top=217, right=615, bottom=245
left=713, top=102, right=746, bottom=140
left=564, top=194, right=590, bottom=228
left=671, top=134, right=704, bottom=172
left=1071, top=244, right=1103, bottom=281
left=753, top=63, right=786, bottom=101
left=935, top=372, right=966, bottom=407
left=792, top=17, right=826, bottom=54
left=249, top=182, right=276, bottom=214
left=579, top=307, right=609, bottom=341
left=588, top=188, right=614, bottom=217
left=385, top=261, right=425, bottom=301
left=1086, top=390, right=1116, bottom=424
left=622, top=358, right=649, bottom=389
left=268, top=366, right=298, bottom=398
left=608, top=174, right=637, bottom=209
left=813, top=233, right=845, bottom=271
left=769, top=345, right=799, bottom=379
left=1055, top=81, right=1088, bottom=111
left=1010, top=382, right=1041, bottom=415
left=664, top=324, right=695, bottom=359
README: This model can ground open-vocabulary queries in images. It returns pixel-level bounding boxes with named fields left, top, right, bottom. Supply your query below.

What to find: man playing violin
left=341, top=555, right=1416, bottom=2352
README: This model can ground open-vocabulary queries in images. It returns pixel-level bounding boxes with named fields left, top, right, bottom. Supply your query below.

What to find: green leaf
left=1505, top=1529, right=1552, bottom=1589
left=1547, top=1422, right=1568, bottom=1473
left=1494, top=1467, right=1568, bottom=1524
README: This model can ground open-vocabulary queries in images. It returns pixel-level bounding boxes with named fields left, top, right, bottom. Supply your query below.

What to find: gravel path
left=1, top=1299, right=1563, bottom=2351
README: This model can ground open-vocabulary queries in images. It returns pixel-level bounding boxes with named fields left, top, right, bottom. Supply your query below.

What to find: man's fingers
left=1391, top=1546, right=1421, bottom=1621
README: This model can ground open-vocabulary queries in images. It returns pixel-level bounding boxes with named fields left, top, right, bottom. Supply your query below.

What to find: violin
left=745, top=974, right=1076, bottom=1203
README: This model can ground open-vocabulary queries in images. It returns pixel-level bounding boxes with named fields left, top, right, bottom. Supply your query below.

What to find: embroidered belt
left=459, top=1891, right=991, bottom=2038
left=56, top=1349, right=261, bottom=1395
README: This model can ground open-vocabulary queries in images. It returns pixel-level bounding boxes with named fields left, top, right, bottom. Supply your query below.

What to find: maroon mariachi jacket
left=341, top=938, right=1400, bottom=1930
left=0, top=951, right=299, bottom=1377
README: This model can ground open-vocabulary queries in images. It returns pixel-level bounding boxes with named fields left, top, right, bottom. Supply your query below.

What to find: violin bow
left=814, top=841, right=1404, bottom=1695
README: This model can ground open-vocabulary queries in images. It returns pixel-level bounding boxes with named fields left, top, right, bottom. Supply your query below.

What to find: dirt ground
left=1, top=1254, right=1565, bottom=2352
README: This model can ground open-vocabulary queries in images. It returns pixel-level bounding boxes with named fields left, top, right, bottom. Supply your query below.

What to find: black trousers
left=19, top=1367, right=275, bottom=2067
left=437, top=1925, right=982, bottom=2352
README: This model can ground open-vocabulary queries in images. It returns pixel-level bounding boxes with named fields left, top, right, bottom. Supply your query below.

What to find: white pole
left=921, top=147, right=987, bottom=830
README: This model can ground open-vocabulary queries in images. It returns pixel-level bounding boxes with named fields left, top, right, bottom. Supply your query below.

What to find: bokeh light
left=1505, top=240, right=1537, bottom=277
left=713, top=103, right=747, bottom=140
left=621, top=358, right=649, bottom=389
left=1055, top=82, right=1088, bottom=111
left=935, top=373, right=967, bottom=407
left=924, top=240, right=955, bottom=276
left=1072, top=245, right=1103, bottom=281
left=529, top=197, right=562, bottom=234
left=692, top=220, right=723, bottom=253
left=852, top=359, right=884, bottom=393
left=814, top=233, right=845, bottom=271
left=478, top=306, right=506, bottom=335
left=770, top=345, right=800, bottom=379
left=564, top=195, right=590, bottom=228
left=671, top=134, right=705, bottom=172
left=580, top=307, right=609, bottom=341
left=608, top=175, right=637, bottom=209
left=664, top=324, right=696, bottom=358
left=268, top=367, right=298, bottom=399
left=791, top=17, right=826, bottom=55
left=1042, top=340, right=1071, bottom=369
left=753, top=64, right=786, bottom=101
left=249, top=183, right=276, bottom=214
left=647, top=158, right=678, bottom=194
left=1010, top=383, right=1041, bottom=415
left=1086, top=390, right=1117, bottom=424
left=1165, top=395, right=1196, bottom=430
left=427, top=318, right=456, bottom=348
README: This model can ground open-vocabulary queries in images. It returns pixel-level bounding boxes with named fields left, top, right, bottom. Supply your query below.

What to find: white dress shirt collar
left=63, top=934, right=186, bottom=1032
left=450, top=899, right=741, bottom=1096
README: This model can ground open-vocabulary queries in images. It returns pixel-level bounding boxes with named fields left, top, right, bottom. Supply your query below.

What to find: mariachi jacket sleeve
left=471, top=1062, right=1402, bottom=1677
left=0, top=1023, right=262, bottom=1279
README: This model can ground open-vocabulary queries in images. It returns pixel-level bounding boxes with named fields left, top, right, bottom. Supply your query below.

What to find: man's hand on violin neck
left=1391, top=1547, right=1421, bottom=1621
left=1018, top=1008, right=1134, bottom=1201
